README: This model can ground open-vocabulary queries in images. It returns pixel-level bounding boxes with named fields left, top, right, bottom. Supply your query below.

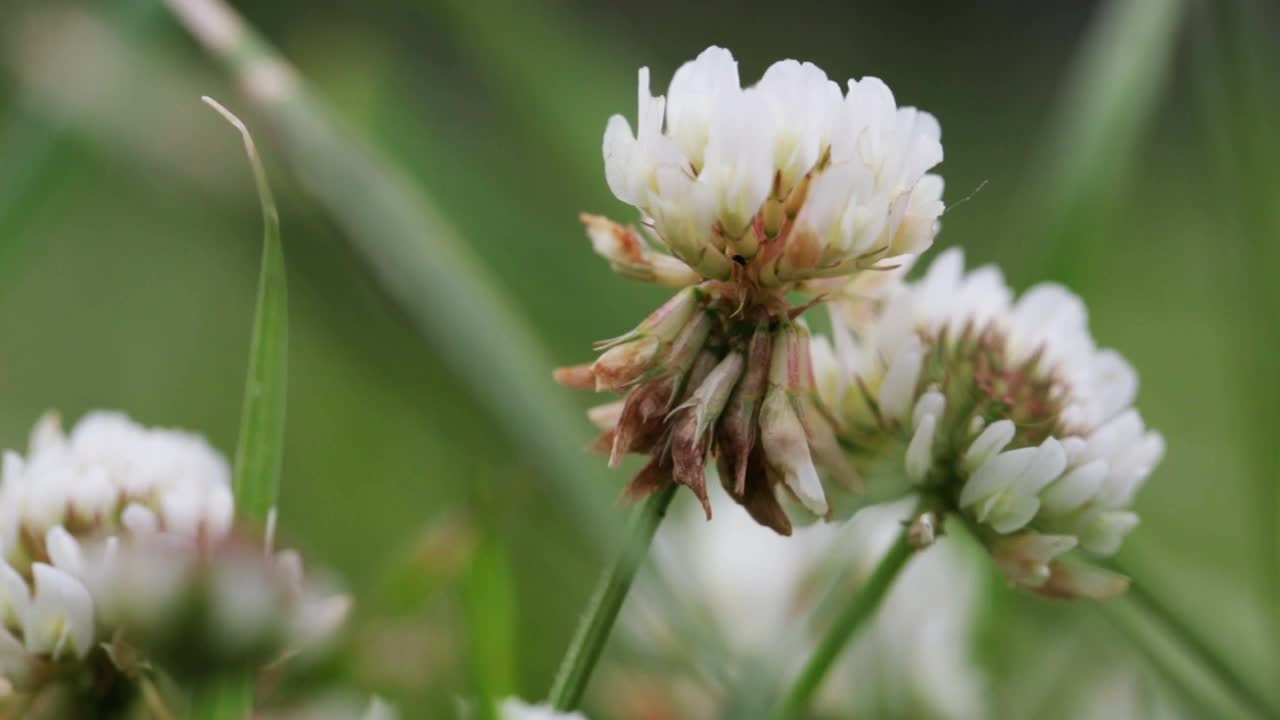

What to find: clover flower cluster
left=559, top=47, right=944, bottom=532
left=561, top=45, right=1162, bottom=601
left=814, top=250, right=1164, bottom=597
left=0, top=411, right=346, bottom=700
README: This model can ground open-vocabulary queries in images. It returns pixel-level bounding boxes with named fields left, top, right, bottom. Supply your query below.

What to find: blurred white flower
left=0, top=411, right=348, bottom=693
left=815, top=249, right=1164, bottom=598
left=497, top=698, right=588, bottom=720
left=0, top=410, right=233, bottom=561
left=616, top=489, right=985, bottom=718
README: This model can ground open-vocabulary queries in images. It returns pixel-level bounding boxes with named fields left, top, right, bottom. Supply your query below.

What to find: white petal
left=961, top=446, right=1036, bottom=509
left=911, top=389, right=945, bottom=430
left=1014, top=437, right=1067, bottom=498
left=1087, top=350, right=1138, bottom=422
left=879, top=342, right=922, bottom=424
left=121, top=503, right=159, bottom=536
left=603, top=114, right=643, bottom=205
left=986, top=493, right=1041, bottom=534
left=0, top=563, right=31, bottom=631
left=1039, top=459, right=1108, bottom=516
left=665, top=46, right=739, bottom=167
left=362, top=698, right=400, bottom=720
left=26, top=563, right=94, bottom=660
left=45, top=526, right=84, bottom=578
left=1078, top=510, right=1140, bottom=556
left=961, top=420, right=1015, bottom=474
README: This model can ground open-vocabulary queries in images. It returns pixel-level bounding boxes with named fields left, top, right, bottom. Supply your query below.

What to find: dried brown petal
left=623, top=452, right=674, bottom=506
left=717, top=448, right=792, bottom=536
left=553, top=363, right=596, bottom=390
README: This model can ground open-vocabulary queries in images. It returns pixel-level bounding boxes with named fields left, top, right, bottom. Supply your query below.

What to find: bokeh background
left=1, top=0, right=1277, bottom=716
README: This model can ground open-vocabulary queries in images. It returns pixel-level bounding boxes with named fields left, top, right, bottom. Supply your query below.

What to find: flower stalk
left=547, top=484, right=678, bottom=711
left=771, top=527, right=915, bottom=720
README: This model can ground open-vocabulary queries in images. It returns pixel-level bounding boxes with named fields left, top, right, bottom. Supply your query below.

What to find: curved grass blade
left=203, top=96, right=288, bottom=525
left=164, top=0, right=619, bottom=547
left=191, top=97, right=287, bottom=720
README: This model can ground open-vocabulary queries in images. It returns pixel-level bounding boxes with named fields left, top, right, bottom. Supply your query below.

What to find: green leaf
left=462, top=537, right=518, bottom=715
left=203, top=96, right=288, bottom=525
left=192, top=97, right=287, bottom=720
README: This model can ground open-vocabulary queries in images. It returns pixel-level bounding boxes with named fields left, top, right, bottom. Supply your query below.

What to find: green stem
left=771, top=529, right=915, bottom=720
left=190, top=676, right=254, bottom=720
left=547, top=485, right=677, bottom=711
left=1117, top=570, right=1276, bottom=717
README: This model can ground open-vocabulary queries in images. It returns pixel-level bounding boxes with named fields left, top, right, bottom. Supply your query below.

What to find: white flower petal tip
left=44, top=526, right=85, bottom=578
left=497, top=698, right=589, bottom=720
left=961, top=420, right=1016, bottom=474
left=362, top=698, right=400, bottom=720
left=26, top=563, right=93, bottom=660
left=1078, top=510, right=1140, bottom=556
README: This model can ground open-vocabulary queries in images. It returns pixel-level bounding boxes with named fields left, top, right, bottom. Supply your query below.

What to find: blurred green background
left=1, top=0, right=1277, bottom=716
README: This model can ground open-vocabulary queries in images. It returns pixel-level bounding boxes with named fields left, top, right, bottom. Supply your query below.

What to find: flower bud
left=581, top=213, right=701, bottom=287
left=990, top=533, right=1077, bottom=589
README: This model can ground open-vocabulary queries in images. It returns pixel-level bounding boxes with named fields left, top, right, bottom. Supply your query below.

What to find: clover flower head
left=559, top=47, right=942, bottom=531
left=599, top=46, right=943, bottom=285
left=814, top=249, right=1164, bottom=598
left=0, top=411, right=348, bottom=696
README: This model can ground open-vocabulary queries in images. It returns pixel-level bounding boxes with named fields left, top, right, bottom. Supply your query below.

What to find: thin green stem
left=547, top=485, right=677, bottom=711
left=190, top=676, right=254, bottom=720
left=771, top=529, right=915, bottom=720
left=1117, top=568, right=1276, bottom=717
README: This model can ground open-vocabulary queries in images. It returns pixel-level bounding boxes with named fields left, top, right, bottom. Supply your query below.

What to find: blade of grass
left=163, top=0, right=620, bottom=548
left=193, top=96, right=287, bottom=719
left=1019, top=0, right=1187, bottom=279
left=204, top=95, right=288, bottom=524
left=1098, top=587, right=1262, bottom=719
left=462, top=537, right=518, bottom=718
left=1189, top=0, right=1280, bottom=656
left=1126, top=568, right=1276, bottom=716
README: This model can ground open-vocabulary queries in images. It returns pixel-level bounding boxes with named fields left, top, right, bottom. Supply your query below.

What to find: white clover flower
left=814, top=249, right=1164, bottom=598
left=600, top=46, right=942, bottom=285
left=560, top=47, right=943, bottom=533
left=0, top=410, right=234, bottom=562
left=497, top=698, right=588, bottom=720
left=0, top=411, right=347, bottom=699
left=615, top=490, right=984, bottom=718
